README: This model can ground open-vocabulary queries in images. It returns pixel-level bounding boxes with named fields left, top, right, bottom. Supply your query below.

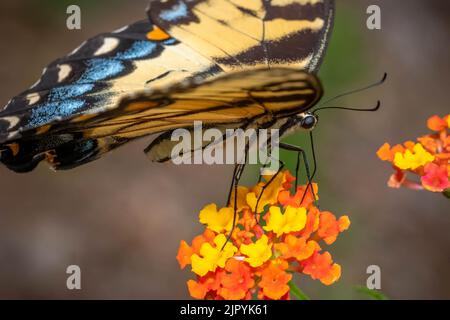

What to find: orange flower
left=427, top=115, right=448, bottom=132
left=378, top=114, right=450, bottom=195
left=299, top=206, right=320, bottom=239
left=258, top=259, right=292, bottom=300
left=178, top=170, right=349, bottom=300
left=275, top=235, right=319, bottom=261
left=317, top=211, right=351, bottom=245
left=177, top=229, right=216, bottom=269
left=301, top=251, right=341, bottom=285
left=177, top=241, right=193, bottom=269
left=187, top=270, right=222, bottom=299
left=418, top=135, right=439, bottom=154
left=282, top=171, right=297, bottom=189
left=217, top=259, right=255, bottom=300
left=238, top=208, right=258, bottom=232
left=278, top=183, right=318, bottom=209
left=376, top=143, right=406, bottom=162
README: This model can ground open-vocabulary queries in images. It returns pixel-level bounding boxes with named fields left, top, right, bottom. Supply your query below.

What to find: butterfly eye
left=301, top=115, right=317, bottom=130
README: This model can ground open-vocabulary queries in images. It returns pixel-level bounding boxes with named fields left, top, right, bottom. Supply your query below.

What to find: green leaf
left=288, top=281, right=310, bottom=300
left=355, top=286, right=388, bottom=300
left=443, top=188, right=450, bottom=199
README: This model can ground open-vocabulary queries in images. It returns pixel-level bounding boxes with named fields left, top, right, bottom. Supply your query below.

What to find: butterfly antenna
left=315, top=72, right=387, bottom=108
left=314, top=100, right=381, bottom=113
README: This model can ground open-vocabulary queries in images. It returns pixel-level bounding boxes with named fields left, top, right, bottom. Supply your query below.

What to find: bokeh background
left=0, top=0, right=448, bottom=299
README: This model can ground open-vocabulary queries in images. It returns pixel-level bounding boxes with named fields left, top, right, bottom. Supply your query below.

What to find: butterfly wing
left=72, top=67, right=322, bottom=137
left=0, top=0, right=333, bottom=172
left=0, top=20, right=222, bottom=143
left=0, top=68, right=321, bottom=171
left=147, top=0, right=334, bottom=72
left=0, top=19, right=225, bottom=172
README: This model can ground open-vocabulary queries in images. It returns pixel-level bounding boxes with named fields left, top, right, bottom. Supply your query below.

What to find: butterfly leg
left=223, top=144, right=249, bottom=249
left=278, top=142, right=318, bottom=206
left=254, top=157, right=285, bottom=217
left=226, top=164, right=240, bottom=205
left=294, top=150, right=301, bottom=190
left=257, top=156, right=272, bottom=183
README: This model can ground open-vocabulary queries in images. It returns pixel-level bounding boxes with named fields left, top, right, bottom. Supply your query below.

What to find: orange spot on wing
left=125, top=101, right=157, bottom=112
left=45, top=150, right=58, bottom=165
left=35, top=125, right=51, bottom=135
left=7, top=143, right=20, bottom=156
left=146, top=26, right=171, bottom=41
left=70, top=114, right=97, bottom=123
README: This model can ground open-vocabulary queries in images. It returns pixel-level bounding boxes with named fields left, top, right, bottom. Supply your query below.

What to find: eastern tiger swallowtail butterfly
left=0, top=0, right=335, bottom=173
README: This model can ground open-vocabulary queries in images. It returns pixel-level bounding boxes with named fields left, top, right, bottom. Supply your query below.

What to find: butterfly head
left=296, top=112, right=318, bottom=131
left=279, top=112, right=318, bottom=138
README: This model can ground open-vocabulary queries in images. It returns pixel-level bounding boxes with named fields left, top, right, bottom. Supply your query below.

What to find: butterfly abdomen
left=0, top=134, right=106, bottom=172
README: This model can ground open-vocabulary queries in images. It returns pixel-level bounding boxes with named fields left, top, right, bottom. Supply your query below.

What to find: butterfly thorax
left=271, top=112, right=318, bottom=139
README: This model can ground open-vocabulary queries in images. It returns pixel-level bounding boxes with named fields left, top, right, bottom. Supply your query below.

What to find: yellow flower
left=240, top=235, right=273, bottom=267
left=246, top=172, right=287, bottom=213
left=264, top=206, right=307, bottom=237
left=228, top=186, right=250, bottom=212
left=199, top=204, right=234, bottom=233
left=191, top=234, right=237, bottom=276
left=393, top=143, right=435, bottom=170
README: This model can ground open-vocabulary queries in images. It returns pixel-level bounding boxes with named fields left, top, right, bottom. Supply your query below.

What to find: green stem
left=443, top=188, right=450, bottom=199
left=288, top=281, right=310, bottom=300
left=355, top=286, right=389, bottom=300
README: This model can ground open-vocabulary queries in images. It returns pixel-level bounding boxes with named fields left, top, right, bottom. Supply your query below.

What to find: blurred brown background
left=0, top=0, right=448, bottom=299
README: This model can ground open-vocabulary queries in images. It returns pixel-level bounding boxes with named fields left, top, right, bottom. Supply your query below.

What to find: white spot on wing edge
left=94, top=37, right=120, bottom=56
left=57, top=64, right=72, bottom=82
left=29, top=67, right=47, bottom=89
left=1, top=116, right=20, bottom=130
left=26, top=93, right=41, bottom=105
left=69, top=40, right=87, bottom=56
left=2, top=99, right=12, bottom=110
left=7, top=131, right=20, bottom=140
left=29, top=79, right=41, bottom=89
left=112, top=25, right=129, bottom=33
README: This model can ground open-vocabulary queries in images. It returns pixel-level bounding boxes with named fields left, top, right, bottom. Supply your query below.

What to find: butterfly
left=0, top=0, right=335, bottom=173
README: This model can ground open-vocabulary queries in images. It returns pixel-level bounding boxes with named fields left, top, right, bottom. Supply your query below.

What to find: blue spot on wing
left=115, top=41, right=157, bottom=60
left=28, top=100, right=85, bottom=128
left=80, top=139, right=95, bottom=152
left=23, top=30, right=167, bottom=128
left=163, top=38, right=177, bottom=46
left=49, top=84, right=94, bottom=101
left=160, top=2, right=188, bottom=21
left=78, top=59, right=125, bottom=83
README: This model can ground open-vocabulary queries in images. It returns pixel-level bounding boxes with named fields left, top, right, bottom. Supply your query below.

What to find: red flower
left=421, top=163, right=450, bottom=192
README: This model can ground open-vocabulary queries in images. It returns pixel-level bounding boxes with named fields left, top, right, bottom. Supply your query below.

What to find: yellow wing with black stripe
left=0, top=0, right=333, bottom=172
left=0, top=68, right=321, bottom=170
left=147, top=0, right=334, bottom=71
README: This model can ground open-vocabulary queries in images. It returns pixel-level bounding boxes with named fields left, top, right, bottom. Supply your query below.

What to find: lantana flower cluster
left=176, top=171, right=350, bottom=300
left=377, top=114, right=450, bottom=194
